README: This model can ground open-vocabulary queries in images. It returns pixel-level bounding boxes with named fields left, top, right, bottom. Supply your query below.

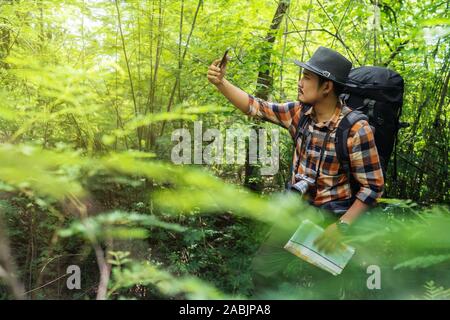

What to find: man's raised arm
left=207, top=58, right=300, bottom=131
left=207, top=59, right=250, bottom=114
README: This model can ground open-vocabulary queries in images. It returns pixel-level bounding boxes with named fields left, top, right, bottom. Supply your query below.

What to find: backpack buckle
left=363, top=99, right=376, bottom=119
left=340, top=94, right=350, bottom=104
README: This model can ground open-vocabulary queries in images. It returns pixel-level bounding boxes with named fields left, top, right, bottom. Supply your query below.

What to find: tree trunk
left=145, top=0, right=165, bottom=150
left=244, top=0, right=291, bottom=192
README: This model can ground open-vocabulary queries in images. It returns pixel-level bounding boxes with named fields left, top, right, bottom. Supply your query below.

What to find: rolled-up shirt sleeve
left=246, top=94, right=299, bottom=130
left=348, top=120, right=384, bottom=205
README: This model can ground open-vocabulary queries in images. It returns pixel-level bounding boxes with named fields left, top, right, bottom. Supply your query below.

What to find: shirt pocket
left=319, top=142, right=341, bottom=177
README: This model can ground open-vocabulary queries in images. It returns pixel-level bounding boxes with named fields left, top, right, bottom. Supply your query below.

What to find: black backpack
left=290, top=66, right=406, bottom=196
left=340, top=66, right=406, bottom=182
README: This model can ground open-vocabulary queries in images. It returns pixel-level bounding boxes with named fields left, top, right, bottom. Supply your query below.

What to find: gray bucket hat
left=294, top=46, right=352, bottom=85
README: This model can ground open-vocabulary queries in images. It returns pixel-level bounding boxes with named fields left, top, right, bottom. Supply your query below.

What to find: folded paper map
left=284, top=219, right=355, bottom=276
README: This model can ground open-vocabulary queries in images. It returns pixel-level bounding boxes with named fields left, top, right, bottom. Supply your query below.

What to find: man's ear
left=323, top=80, right=333, bottom=95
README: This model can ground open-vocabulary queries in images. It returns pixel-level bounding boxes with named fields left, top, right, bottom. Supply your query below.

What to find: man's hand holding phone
left=207, top=49, right=229, bottom=86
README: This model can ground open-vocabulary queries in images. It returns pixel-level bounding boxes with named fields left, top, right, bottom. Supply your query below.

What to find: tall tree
left=244, top=0, right=291, bottom=192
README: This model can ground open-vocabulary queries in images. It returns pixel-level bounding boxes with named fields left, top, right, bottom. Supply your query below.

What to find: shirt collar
left=305, top=99, right=343, bottom=130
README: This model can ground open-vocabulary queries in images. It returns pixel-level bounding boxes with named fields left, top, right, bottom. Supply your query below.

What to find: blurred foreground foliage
left=0, top=142, right=449, bottom=299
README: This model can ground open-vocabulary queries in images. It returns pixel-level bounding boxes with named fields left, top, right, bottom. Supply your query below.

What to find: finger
left=329, top=243, right=336, bottom=253
left=321, top=240, right=329, bottom=252
left=207, top=75, right=219, bottom=83
left=316, top=243, right=323, bottom=252
left=315, top=238, right=325, bottom=251
left=319, top=241, right=327, bottom=253
left=317, top=237, right=327, bottom=249
left=208, top=70, right=220, bottom=77
left=212, top=59, right=221, bottom=66
left=325, top=239, right=335, bottom=253
left=313, top=236, right=321, bottom=246
left=209, top=65, right=220, bottom=72
left=208, top=71, right=220, bottom=77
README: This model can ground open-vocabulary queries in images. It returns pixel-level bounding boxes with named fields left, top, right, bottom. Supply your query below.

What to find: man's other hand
left=314, top=223, right=346, bottom=254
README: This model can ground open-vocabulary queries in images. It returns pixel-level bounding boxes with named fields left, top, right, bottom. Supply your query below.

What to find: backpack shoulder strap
left=286, top=104, right=312, bottom=190
left=335, top=110, right=369, bottom=195
left=335, top=110, right=369, bottom=164
left=293, top=103, right=312, bottom=143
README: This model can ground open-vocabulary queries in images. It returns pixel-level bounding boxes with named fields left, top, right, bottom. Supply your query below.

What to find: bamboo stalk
left=115, top=0, right=141, bottom=150
left=159, top=0, right=203, bottom=137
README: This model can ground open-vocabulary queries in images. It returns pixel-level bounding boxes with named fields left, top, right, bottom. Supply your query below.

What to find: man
left=207, top=46, right=384, bottom=253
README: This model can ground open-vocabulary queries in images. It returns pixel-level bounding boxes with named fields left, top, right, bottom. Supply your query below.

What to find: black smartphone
left=218, top=49, right=229, bottom=68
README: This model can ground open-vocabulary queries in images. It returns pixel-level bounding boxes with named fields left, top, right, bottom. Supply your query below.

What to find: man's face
left=298, top=69, right=328, bottom=104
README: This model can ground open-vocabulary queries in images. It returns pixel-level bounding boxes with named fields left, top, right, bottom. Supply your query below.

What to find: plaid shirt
left=246, top=94, right=384, bottom=206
